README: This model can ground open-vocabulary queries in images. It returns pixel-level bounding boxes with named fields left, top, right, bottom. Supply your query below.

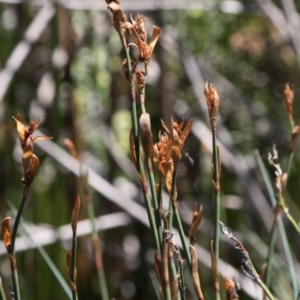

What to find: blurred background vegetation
left=0, top=0, right=300, bottom=299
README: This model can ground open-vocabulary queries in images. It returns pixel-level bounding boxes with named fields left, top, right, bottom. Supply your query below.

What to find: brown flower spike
left=13, top=115, right=52, bottom=187
left=153, top=117, right=192, bottom=192
left=204, top=82, right=220, bottom=134
left=283, top=83, right=294, bottom=121
left=107, top=2, right=160, bottom=70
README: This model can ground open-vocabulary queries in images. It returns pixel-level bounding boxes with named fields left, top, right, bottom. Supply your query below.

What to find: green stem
left=265, top=219, right=278, bottom=287
left=212, top=133, right=220, bottom=300
left=11, top=195, right=27, bottom=254
left=9, top=201, right=73, bottom=299
left=0, top=277, right=6, bottom=300
left=147, top=158, right=163, bottom=246
left=254, top=150, right=298, bottom=298
left=9, top=193, right=28, bottom=300
left=168, top=170, right=177, bottom=231
left=278, top=192, right=300, bottom=235
left=71, top=234, right=78, bottom=300
left=11, top=267, right=21, bottom=300
left=173, top=208, right=191, bottom=269
left=80, top=170, right=109, bottom=300
left=85, top=199, right=109, bottom=300
left=258, top=279, right=276, bottom=300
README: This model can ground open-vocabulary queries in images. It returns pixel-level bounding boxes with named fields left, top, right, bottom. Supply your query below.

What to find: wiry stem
left=254, top=150, right=298, bottom=299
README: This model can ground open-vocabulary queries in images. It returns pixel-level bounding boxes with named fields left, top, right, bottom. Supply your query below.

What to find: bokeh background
left=0, top=0, right=300, bottom=299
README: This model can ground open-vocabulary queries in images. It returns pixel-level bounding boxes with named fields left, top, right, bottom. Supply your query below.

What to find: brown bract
left=153, top=117, right=192, bottom=191
left=204, top=82, right=220, bottom=134
left=107, top=3, right=160, bottom=64
left=127, top=15, right=161, bottom=62
left=107, top=1, right=128, bottom=36
left=283, top=83, right=294, bottom=120
left=13, top=115, right=52, bottom=186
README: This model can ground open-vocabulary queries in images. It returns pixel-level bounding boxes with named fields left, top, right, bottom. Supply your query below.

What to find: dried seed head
left=204, top=82, right=220, bottom=134
left=132, top=14, right=147, bottom=42
left=283, top=83, right=294, bottom=120
left=14, top=115, right=51, bottom=186
left=135, top=68, right=145, bottom=92
left=139, top=113, right=153, bottom=158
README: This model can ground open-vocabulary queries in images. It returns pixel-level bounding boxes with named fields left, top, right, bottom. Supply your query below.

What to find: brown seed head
left=283, top=83, right=294, bottom=120
left=13, top=115, right=51, bottom=186
left=204, top=82, right=220, bottom=134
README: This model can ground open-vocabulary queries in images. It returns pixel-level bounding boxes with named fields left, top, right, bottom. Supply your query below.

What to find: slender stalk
left=9, top=192, right=28, bottom=300
left=169, top=169, right=191, bottom=268
left=212, top=134, right=220, bottom=257
left=147, top=157, right=163, bottom=246
left=70, top=234, right=78, bottom=300
left=212, top=134, right=221, bottom=300
left=264, top=219, right=278, bottom=287
left=121, top=31, right=162, bottom=255
left=144, top=186, right=161, bottom=255
left=11, top=195, right=27, bottom=254
left=78, top=172, right=109, bottom=300
left=258, top=280, right=276, bottom=300
left=11, top=268, right=21, bottom=300
left=173, top=208, right=191, bottom=269
left=254, top=150, right=298, bottom=298
left=9, top=200, right=73, bottom=299
left=278, top=193, right=300, bottom=234
left=0, top=277, right=6, bottom=300
left=168, top=170, right=177, bottom=231
left=85, top=198, right=109, bottom=300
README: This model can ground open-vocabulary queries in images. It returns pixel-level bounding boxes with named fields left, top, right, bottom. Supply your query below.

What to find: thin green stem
left=168, top=170, right=177, bottom=231
left=147, top=158, right=163, bottom=246
left=286, top=152, right=294, bottom=185
left=173, top=209, right=191, bottom=269
left=121, top=36, right=161, bottom=254
left=157, top=180, right=163, bottom=214
left=9, top=192, right=28, bottom=300
left=278, top=192, right=300, bottom=235
left=265, top=219, right=278, bottom=287
left=254, top=150, right=298, bottom=299
left=11, top=268, right=21, bottom=300
left=258, top=279, right=276, bottom=300
left=212, top=133, right=220, bottom=300
left=11, top=195, right=27, bottom=254
left=71, top=234, right=78, bottom=300
left=9, top=201, right=72, bottom=299
left=0, top=277, right=6, bottom=300
left=144, top=187, right=161, bottom=255
left=81, top=171, right=109, bottom=300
